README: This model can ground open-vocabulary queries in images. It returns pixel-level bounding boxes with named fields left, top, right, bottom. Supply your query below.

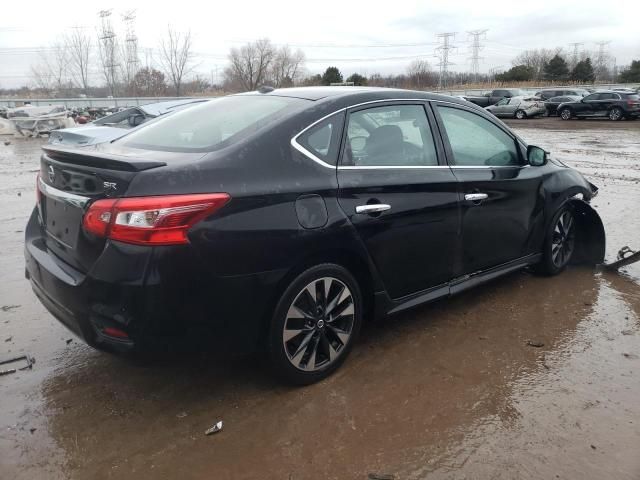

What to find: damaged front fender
left=569, top=199, right=606, bottom=265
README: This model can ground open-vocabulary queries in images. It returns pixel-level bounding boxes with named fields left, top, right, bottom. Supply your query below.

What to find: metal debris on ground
left=205, top=421, right=223, bottom=435
left=527, top=340, right=545, bottom=348
left=0, top=355, right=34, bottom=376
left=602, top=246, right=640, bottom=271
left=176, top=412, right=188, bottom=418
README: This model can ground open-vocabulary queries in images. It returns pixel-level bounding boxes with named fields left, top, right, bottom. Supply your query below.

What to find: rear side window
left=342, top=104, right=438, bottom=167
left=121, top=95, right=306, bottom=153
left=624, top=94, right=640, bottom=100
left=296, top=112, right=345, bottom=166
left=437, top=106, right=520, bottom=167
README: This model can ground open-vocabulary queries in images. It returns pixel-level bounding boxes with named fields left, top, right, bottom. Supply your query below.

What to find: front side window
left=296, top=112, right=345, bottom=166
left=583, top=93, right=600, bottom=102
left=495, top=98, right=509, bottom=106
left=436, top=106, right=521, bottom=167
left=342, top=104, right=438, bottom=167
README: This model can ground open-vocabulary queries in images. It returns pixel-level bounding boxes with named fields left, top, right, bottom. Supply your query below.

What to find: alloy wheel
left=551, top=211, right=576, bottom=268
left=560, top=109, right=571, bottom=120
left=609, top=108, right=622, bottom=121
left=282, top=277, right=355, bottom=372
left=515, top=110, right=526, bottom=119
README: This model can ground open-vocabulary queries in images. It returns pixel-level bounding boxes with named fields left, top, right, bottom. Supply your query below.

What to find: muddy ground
left=1, top=119, right=639, bottom=480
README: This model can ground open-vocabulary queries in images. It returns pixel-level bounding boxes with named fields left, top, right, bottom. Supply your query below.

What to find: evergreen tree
left=321, top=67, right=343, bottom=85
left=544, top=54, right=569, bottom=81
left=346, top=73, right=367, bottom=86
left=618, top=60, right=640, bottom=83
left=570, top=58, right=595, bottom=83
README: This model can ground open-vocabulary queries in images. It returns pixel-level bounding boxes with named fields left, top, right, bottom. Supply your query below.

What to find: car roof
left=235, top=86, right=466, bottom=105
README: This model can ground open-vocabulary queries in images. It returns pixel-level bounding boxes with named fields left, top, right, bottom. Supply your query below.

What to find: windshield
left=94, top=108, right=141, bottom=127
left=120, top=95, right=307, bottom=153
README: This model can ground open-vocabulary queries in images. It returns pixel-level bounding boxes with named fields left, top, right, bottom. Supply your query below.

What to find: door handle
left=355, top=204, right=391, bottom=214
left=465, top=193, right=488, bottom=202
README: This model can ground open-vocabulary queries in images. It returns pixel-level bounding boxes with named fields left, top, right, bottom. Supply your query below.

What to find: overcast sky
left=0, top=0, right=638, bottom=88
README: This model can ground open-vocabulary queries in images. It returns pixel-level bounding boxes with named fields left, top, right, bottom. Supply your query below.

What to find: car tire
left=536, top=205, right=576, bottom=276
left=559, top=108, right=572, bottom=120
left=267, top=263, right=363, bottom=385
left=608, top=107, right=623, bottom=121
left=514, top=109, right=527, bottom=119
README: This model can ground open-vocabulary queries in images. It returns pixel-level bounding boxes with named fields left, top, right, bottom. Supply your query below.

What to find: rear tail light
left=83, top=193, right=231, bottom=246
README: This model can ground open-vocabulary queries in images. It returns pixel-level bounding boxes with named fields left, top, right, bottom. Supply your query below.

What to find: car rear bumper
left=24, top=208, right=287, bottom=354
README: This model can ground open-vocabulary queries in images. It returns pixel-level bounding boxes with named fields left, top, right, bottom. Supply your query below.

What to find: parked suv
left=25, top=87, right=605, bottom=384
left=558, top=91, right=640, bottom=121
left=535, top=88, right=589, bottom=100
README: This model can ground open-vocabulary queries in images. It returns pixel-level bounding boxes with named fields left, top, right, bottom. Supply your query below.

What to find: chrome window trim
left=38, top=176, right=90, bottom=208
left=290, top=97, right=530, bottom=171
left=290, top=98, right=434, bottom=169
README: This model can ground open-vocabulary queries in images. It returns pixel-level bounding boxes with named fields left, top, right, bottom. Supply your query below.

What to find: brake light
left=83, top=193, right=231, bottom=245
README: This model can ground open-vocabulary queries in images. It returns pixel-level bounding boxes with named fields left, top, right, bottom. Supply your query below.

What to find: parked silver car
left=485, top=96, right=546, bottom=119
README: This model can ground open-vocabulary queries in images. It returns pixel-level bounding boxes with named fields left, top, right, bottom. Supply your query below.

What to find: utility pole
left=594, top=41, right=611, bottom=82
left=467, top=29, right=488, bottom=83
left=435, top=32, right=457, bottom=90
left=568, top=42, right=583, bottom=69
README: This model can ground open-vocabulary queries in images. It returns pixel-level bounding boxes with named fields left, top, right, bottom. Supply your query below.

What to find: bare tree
left=224, top=38, right=275, bottom=92
left=65, top=28, right=92, bottom=93
left=406, top=59, right=436, bottom=89
left=30, top=42, right=69, bottom=93
left=512, top=48, right=562, bottom=80
left=158, top=26, right=195, bottom=96
left=270, top=46, right=305, bottom=87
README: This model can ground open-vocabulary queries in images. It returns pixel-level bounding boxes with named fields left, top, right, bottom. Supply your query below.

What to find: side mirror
left=527, top=145, right=548, bottom=166
left=128, top=114, right=145, bottom=127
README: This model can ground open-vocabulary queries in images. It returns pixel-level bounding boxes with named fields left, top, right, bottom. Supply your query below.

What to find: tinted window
left=343, top=104, right=437, bottom=167
left=296, top=112, right=345, bottom=166
left=583, top=93, right=600, bottom=101
left=493, top=90, right=507, bottom=97
left=599, top=93, right=618, bottom=100
left=437, top=106, right=520, bottom=167
left=624, top=94, right=639, bottom=100
left=121, top=95, right=306, bottom=152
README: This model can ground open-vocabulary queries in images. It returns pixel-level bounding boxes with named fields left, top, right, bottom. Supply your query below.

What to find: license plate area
left=43, top=195, right=83, bottom=250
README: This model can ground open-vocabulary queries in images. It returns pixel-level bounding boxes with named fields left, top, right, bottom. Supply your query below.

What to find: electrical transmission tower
left=568, top=42, right=583, bottom=68
left=467, top=29, right=488, bottom=83
left=594, top=41, right=611, bottom=82
left=122, top=10, right=139, bottom=91
left=98, top=9, right=119, bottom=96
left=435, top=33, right=457, bottom=89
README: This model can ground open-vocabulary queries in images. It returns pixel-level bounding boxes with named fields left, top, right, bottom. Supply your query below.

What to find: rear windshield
left=120, top=95, right=307, bottom=152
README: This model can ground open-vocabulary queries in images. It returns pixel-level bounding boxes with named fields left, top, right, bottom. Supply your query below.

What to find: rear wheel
left=559, top=108, right=572, bottom=120
left=514, top=109, right=527, bottom=119
left=609, top=107, right=623, bottom=121
left=267, top=264, right=362, bottom=385
left=537, top=206, right=576, bottom=275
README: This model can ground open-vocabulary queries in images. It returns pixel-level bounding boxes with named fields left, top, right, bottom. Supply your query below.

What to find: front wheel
left=609, top=107, right=623, bottom=121
left=537, top=206, right=576, bottom=275
left=514, top=109, right=527, bottom=119
left=267, top=264, right=363, bottom=385
left=559, top=108, right=572, bottom=120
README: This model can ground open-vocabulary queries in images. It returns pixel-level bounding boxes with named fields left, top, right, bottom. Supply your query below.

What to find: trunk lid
left=37, top=145, right=170, bottom=272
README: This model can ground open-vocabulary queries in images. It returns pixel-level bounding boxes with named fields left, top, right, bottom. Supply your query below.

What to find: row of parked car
left=464, top=87, right=640, bottom=121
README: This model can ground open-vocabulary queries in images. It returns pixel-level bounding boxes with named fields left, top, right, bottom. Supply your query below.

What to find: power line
left=467, top=29, right=488, bottom=82
left=435, top=32, right=457, bottom=89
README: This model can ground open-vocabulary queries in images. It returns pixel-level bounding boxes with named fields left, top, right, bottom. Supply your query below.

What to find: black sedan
left=558, top=91, right=640, bottom=121
left=544, top=95, right=582, bottom=116
left=25, top=87, right=605, bottom=385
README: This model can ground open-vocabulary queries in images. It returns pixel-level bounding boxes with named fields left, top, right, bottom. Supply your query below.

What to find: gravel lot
left=1, top=119, right=639, bottom=479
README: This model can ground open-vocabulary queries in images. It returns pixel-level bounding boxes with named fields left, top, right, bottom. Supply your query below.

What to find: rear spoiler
left=42, top=145, right=166, bottom=172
